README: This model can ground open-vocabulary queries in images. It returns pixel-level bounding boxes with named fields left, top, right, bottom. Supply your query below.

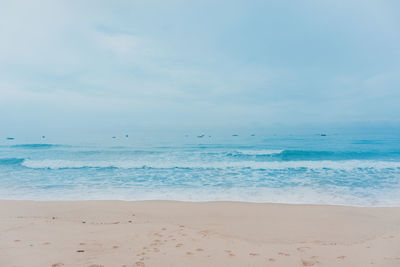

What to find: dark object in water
left=321, top=134, right=327, bottom=136
left=112, top=136, right=116, bottom=139
left=6, top=137, right=15, bottom=140
left=197, top=134, right=205, bottom=138
left=125, top=134, right=129, bottom=138
left=232, top=134, right=239, bottom=137
left=251, top=134, right=255, bottom=136
left=42, top=136, right=46, bottom=139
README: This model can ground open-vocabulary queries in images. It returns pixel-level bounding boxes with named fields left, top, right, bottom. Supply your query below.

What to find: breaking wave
left=21, top=159, right=400, bottom=170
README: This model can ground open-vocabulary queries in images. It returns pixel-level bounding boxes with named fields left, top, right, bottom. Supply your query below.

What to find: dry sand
left=1, top=200, right=400, bottom=267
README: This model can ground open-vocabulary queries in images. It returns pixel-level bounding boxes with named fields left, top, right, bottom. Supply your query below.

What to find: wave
left=12, top=144, right=61, bottom=149
left=228, top=149, right=284, bottom=156
left=0, top=158, right=25, bottom=166
left=227, top=149, right=400, bottom=160
left=21, top=159, right=400, bottom=170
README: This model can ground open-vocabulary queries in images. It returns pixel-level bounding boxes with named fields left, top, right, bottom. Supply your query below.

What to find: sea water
left=1, top=133, right=400, bottom=206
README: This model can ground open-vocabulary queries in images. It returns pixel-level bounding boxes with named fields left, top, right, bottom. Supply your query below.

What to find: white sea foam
left=2, top=185, right=400, bottom=207
left=22, top=159, right=400, bottom=170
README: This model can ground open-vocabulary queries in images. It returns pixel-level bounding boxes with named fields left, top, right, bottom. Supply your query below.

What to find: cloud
left=0, top=0, right=400, bottom=135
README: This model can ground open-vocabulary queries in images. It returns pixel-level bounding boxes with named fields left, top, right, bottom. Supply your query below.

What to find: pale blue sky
left=1, top=0, right=400, bottom=136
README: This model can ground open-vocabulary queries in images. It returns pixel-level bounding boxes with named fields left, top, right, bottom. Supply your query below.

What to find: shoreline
left=1, top=198, right=397, bottom=208
left=1, top=200, right=400, bottom=266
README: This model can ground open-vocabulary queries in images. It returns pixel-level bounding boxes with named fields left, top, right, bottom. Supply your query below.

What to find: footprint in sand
left=112, top=245, right=119, bottom=249
left=135, top=262, right=145, bottom=267
left=186, top=251, right=193, bottom=255
left=249, top=253, right=259, bottom=256
left=326, top=242, right=337, bottom=245
left=278, top=252, right=290, bottom=256
left=176, top=243, right=183, bottom=248
left=43, top=242, right=51, bottom=245
left=51, top=263, right=64, bottom=267
left=225, top=250, right=235, bottom=256
left=14, top=240, right=21, bottom=242
left=199, top=230, right=209, bottom=237
left=196, top=248, right=204, bottom=252
left=268, top=258, right=276, bottom=262
left=297, top=247, right=311, bottom=252
left=80, top=243, right=86, bottom=245
left=150, top=239, right=162, bottom=247
left=301, top=259, right=316, bottom=266
left=161, top=227, right=167, bottom=231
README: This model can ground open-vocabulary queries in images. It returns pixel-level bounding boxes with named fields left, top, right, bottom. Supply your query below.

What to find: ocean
left=1, top=133, right=400, bottom=206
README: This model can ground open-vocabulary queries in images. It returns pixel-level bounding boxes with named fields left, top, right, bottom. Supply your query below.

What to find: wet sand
left=1, top=200, right=400, bottom=266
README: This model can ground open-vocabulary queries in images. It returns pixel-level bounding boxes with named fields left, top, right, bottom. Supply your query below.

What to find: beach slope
left=1, top=200, right=400, bottom=266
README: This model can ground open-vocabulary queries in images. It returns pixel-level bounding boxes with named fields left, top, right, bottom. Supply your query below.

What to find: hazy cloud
left=1, top=0, right=400, bottom=136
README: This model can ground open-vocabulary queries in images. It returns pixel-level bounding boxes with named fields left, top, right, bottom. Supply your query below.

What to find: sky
left=1, top=0, right=400, bottom=137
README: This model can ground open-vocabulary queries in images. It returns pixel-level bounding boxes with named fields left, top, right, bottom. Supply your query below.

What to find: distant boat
left=321, top=134, right=327, bottom=136
left=197, top=134, right=205, bottom=138
left=232, top=134, right=239, bottom=137
left=6, top=137, right=15, bottom=140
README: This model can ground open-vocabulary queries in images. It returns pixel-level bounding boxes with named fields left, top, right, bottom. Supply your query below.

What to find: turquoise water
left=1, top=133, right=400, bottom=206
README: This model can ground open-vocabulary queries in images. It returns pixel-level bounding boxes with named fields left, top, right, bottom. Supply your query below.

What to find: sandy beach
left=1, top=201, right=400, bottom=267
